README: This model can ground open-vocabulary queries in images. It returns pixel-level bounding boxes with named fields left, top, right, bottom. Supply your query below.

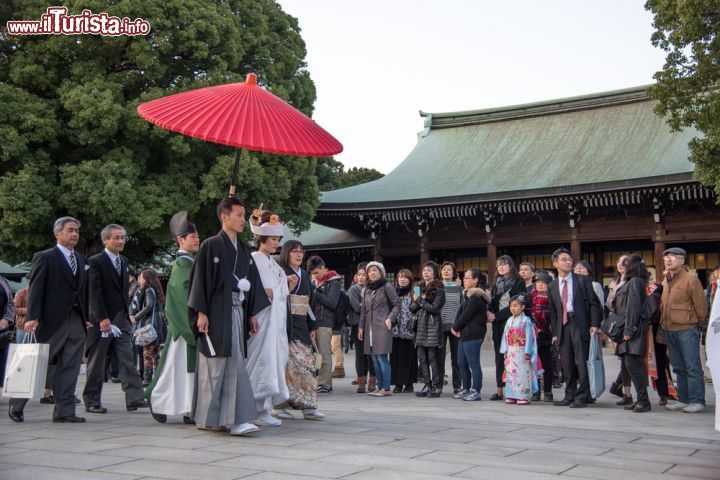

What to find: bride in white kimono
left=247, top=209, right=293, bottom=426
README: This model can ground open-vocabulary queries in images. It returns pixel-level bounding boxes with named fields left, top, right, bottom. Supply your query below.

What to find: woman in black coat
left=613, top=254, right=650, bottom=412
left=451, top=268, right=489, bottom=401
left=410, top=261, right=445, bottom=398
left=488, top=256, right=526, bottom=400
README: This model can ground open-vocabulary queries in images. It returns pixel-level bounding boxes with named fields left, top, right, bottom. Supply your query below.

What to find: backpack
left=333, top=289, right=350, bottom=331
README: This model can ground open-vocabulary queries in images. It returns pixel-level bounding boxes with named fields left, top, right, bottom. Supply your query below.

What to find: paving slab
left=0, top=348, right=716, bottom=479
left=96, top=458, right=259, bottom=480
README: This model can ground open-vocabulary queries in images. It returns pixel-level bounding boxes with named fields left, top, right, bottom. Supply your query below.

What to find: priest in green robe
left=145, top=211, right=199, bottom=424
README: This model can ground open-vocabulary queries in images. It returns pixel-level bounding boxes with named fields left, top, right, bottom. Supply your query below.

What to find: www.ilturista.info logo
left=6, top=7, right=151, bottom=36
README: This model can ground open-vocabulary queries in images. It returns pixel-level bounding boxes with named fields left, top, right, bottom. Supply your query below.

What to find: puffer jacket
left=410, top=280, right=445, bottom=347
left=453, top=287, right=490, bottom=341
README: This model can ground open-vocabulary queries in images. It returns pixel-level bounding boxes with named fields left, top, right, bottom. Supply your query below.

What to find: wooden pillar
left=419, top=235, right=429, bottom=266
left=571, top=234, right=581, bottom=264
left=654, top=240, right=666, bottom=282
left=373, top=237, right=383, bottom=262
left=653, top=219, right=666, bottom=283
left=487, top=235, right=497, bottom=282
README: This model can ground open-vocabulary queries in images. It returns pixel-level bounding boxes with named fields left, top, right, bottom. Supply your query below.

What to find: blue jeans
left=371, top=353, right=391, bottom=391
left=15, top=328, right=27, bottom=344
left=458, top=338, right=483, bottom=392
left=665, top=328, right=705, bottom=405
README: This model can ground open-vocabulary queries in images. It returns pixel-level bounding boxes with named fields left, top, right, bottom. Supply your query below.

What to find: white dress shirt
left=56, top=244, right=76, bottom=272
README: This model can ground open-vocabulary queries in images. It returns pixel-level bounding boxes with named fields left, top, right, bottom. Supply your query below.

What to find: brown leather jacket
left=660, top=270, right=707, bottom=332
left=13, top=288, right=29, bottom=328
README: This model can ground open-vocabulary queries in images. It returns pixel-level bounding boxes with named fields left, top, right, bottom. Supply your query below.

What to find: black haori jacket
left=188, top=230, right=269, bottom=358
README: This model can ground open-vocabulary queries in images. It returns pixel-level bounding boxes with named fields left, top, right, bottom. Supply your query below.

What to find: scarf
left=317, top=269, right=339, bottom=286
left=396, top=285, right=412, bottom=297
left=367, top=278, right=387, bottom=291
left=531, top=289, right=550, bottom=334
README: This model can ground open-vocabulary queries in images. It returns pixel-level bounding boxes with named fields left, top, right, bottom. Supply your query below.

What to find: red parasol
left=137, top=73, right=343, bottom=195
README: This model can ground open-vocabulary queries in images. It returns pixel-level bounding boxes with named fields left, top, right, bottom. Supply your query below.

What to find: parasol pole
left=229, top=148, right=241, bottom=196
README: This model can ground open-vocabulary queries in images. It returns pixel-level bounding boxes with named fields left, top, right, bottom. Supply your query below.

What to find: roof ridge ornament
left=417, top=113, right=432, bottom=139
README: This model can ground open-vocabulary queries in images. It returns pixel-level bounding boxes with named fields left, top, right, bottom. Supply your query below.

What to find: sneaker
left=230, top=422, right=260, bottom=435
left=367, top=388, right=380, bottom=396
left=302, top=409, right=325, bottom=420
left=272, top=408, right=294, bottom=420
left=392, top=385, right=403, bottom=393
left=257, top=412, right=282, bottom=426
left=531, top=393, right=541, bottom=402
left=453, top=389, right=468, bottom=399
left=665, top=401, right=689, bottom=411
left=317, top=386, right=332, bottom=395
left=427, top=388, right=441, bottom=398
left=463, top=389, right=481, bottom=401
left=376, top=389, right=392, bottom=397
left=543, top=392, right=554, bottom=402
left=682, top=403, right=706, bottom=413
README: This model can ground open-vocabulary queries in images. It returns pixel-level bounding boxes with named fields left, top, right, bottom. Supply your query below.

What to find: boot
left=356, top=376, right=366, bottom=394
left=368, top=376, right=377, bottom=392
left=143, top=368, right=152, bottom=387
left=332, top=366, right=345, bottom=378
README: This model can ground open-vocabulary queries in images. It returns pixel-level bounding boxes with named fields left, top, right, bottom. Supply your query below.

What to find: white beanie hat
left=365, top=261, right=386, bottom=278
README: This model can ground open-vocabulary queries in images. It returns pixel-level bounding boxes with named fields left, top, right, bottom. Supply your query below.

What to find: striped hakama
left=193, top=292, right=257, bottom=428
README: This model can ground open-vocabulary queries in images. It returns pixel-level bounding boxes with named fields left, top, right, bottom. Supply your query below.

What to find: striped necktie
left=115, top=256, right=121, bottom=276
left=69, top=251, right=77, bottom=275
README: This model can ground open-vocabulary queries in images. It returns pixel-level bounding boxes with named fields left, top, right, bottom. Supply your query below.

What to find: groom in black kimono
left=188, top=196, right=269, bottom=435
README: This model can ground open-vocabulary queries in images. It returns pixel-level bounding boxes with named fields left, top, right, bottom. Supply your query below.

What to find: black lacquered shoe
left=8, top=405, right=23, bottom=423
left=127, top=399, right=149, bottom=411
left=183, top=415, right=196, bottom=425
left=53, top=414, right=86, bottom=423
left=415, top=385, right=429, bottom=397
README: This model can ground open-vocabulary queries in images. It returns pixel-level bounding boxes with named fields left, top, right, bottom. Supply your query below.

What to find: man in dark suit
left=9, top=217, right=88, bottom=423
left=82, top=224, right=147, bottom=413
left=548, top=247, right=603, bottom=408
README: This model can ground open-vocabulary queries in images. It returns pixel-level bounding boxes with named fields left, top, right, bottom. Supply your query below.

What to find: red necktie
left=561, top=279, right=568, bottom=326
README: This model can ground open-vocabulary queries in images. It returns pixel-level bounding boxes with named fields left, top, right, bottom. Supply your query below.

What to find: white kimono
left=247, top=251, right=290, bottom=413
left=707, top=282, right=720, bottom=431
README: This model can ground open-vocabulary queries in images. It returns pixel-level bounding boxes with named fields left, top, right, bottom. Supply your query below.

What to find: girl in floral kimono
left=500, top=295, right=539, bottom=404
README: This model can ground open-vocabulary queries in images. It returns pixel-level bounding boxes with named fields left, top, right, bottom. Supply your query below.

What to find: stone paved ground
left=0, top=348, right=718, bottom=480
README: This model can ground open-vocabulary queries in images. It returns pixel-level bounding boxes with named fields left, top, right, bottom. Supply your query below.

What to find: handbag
left=2, top=332, right=50, bottom=399
left=310, top=336, right=323, bottom=371
left=133, top=323, right=158, bottom=346
left=0, top=329, right=16, bottom=348
left=586, top=331, right=605, bottom=399
left=601, top=311, right=625, bottom=343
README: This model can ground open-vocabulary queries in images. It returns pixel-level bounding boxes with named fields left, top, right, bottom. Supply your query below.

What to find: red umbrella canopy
left=136, top=73, right=343, bottom=156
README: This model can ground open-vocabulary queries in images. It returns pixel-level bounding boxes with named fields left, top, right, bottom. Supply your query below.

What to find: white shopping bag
left=2, top=333, right=49, bottom=399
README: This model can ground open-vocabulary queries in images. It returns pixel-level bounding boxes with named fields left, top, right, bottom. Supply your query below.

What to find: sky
left=276, top=0, right=667, bottom=174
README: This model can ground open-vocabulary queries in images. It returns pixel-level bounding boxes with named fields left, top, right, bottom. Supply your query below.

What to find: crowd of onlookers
left=0, top=216, right=716, bottom=429
left=311, top=247, right=716, bottom=414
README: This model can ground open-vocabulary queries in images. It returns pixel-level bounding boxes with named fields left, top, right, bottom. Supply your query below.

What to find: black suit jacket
left=27, top=246, right=89, bottom=343
left=86, top=251, right=130, bottom=349
left=548, top=273, right=603, bottom=344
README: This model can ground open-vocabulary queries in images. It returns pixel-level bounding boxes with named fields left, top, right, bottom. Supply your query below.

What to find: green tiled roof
left=320, top=86, right=699, bottom=209
left=283, top=222, right=370, bottom=249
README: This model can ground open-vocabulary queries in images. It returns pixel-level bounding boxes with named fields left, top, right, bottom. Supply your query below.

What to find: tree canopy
left=315, top=157, right=383, bottom=192
left=645, top=0, right=720, bottom=198
left=0, top=0, right=322, bottom=264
